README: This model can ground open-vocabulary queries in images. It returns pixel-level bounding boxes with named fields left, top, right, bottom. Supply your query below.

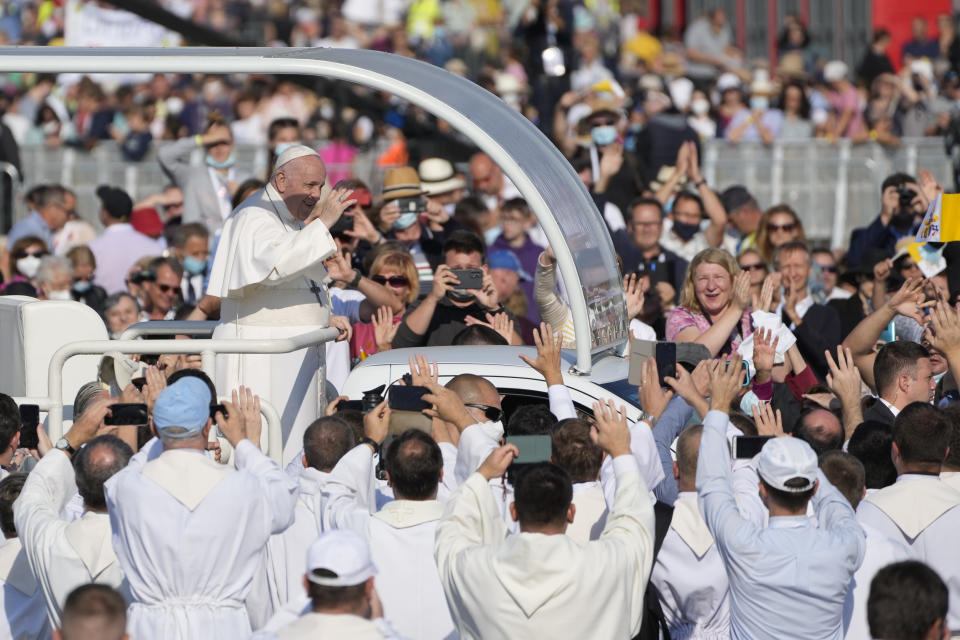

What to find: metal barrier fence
left=7, top=137, right=954, bottom=248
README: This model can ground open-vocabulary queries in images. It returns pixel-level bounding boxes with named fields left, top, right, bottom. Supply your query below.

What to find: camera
left=362, top=385, right=386, bottom=414
left=896, top=184, right=917, bottom=210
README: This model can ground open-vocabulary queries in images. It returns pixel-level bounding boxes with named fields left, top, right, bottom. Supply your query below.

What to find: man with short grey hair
left=35, top=255, right=74, bottom=301
left=105, top=379, right=297, bottom=639
left=6, top=184, right=69, bottom=248
left=208, top=145, right=356, bottom=465
left=15, top=400, right=133, bottom=629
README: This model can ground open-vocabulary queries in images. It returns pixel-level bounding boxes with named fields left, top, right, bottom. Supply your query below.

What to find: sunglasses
left=15, top=250, right=47, bottom=259
left=767, top=223, right=796, bottom=233
left=464, top=403, right=503, bottom=423
left=739, top=262, right=766, bottom=272
left=157, top=284, right=182, bottom=295
left=819, top=265, right=838, bottom=273
left=372, top=275, right=409, bottom=287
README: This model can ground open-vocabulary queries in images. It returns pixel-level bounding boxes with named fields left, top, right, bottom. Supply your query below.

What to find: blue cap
left=487, top=250, right=531, bottom=281
left=152, top=377, right=212, bottom=438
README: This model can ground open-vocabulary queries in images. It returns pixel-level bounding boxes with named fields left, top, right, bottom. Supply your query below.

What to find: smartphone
left=451, top=269, right=483, bottom=290
left=328, top=213, right=354, bottom=236
left=395, top=196, right=426, bottom=214
left=734, top=435, right=774, bottom=459
left=105, top=403, right=149, bottom=426
left=131, top=376, right=147, bottom=392
left=388, top=385, right=431, bottom=412
left=19, top=404, right=39, bottom=449
left=655, top=342, right=677, bottom=387
left=740, top=361, right=751, bottom=387
left=210, top=403, right=229, bottom=420
left=337, top=400, right=365, bottom=413
left=505, top=434, right=553, bottom=465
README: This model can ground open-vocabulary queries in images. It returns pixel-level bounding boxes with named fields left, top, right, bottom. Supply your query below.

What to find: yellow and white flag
left=916, top=192, right=960, bottom=242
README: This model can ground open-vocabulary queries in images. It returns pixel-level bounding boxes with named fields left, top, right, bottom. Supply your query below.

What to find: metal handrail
left=43, top=326, right=340, bottom=462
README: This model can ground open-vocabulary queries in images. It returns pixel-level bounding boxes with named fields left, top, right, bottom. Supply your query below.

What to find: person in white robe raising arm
left=207, top=144, right=357, bottom=465
left=434, top=399, right=655, bottom=639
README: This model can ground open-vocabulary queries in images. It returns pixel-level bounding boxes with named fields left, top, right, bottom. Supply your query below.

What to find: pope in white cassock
left=207, top=145, right=356, bottom=465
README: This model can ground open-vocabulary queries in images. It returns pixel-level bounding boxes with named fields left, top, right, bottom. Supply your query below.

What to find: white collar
left=879, top=398, right=901, bottom=417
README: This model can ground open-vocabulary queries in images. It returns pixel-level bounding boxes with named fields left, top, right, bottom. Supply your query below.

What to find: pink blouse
left=665, top=306, right=753, bottom=356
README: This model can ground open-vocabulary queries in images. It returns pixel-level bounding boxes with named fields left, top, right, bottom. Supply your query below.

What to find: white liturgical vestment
left=651, top=491, right=730, bottom=640
left=435, top=455, right=654, bottom=640
left=105, top=440, right=297, bottom=640
left=14, top=450, right=128, bottom=628
left=842, top=522, right=910, bottom=640
left=324, top=445, right=456, bottom=640
left=856, top=473, right=960, bottom=631
left=207, top=183, right=338, bottom=465
left=0, top=537, right=51, bottom=640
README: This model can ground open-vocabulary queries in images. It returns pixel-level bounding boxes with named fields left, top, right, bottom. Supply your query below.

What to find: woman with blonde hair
left=666, top=248, right=753, bottom=356
left=754, top=204, right=806, bottom=263
left=351, top=249, right=419, bottom=362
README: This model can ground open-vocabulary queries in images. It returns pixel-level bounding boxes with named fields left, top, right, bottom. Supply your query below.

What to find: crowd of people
left=0, top=2, right=958, bottom=640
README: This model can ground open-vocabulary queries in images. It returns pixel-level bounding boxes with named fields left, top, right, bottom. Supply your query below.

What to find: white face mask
left=46, top=289, right=72, bottom=301
left=16, top=255, right=41, bottom=278
left=691, top=99, right=711, bottom=116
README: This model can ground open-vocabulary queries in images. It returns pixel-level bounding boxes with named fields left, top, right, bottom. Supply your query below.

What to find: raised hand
left=421, top=380, right=475, bottom=431
left=324, top=250, right=356, bottom=284
left=886, top=277, right=931, bottom=325
left=825, top=346, right=863, bottom=408
left=708, top=356, right=743, bottom=413
left=638, top=357, right=674, bottom=421
left=623, top=272, right=646, bottom=320
left=752, top=327, right=779, bottom=381
left=918, top=168, right=941, bottom=208
left=142, top=365, right=167, bottom=415
left=751, top=402, right=784, bottom=437
left=590, top=399, right=632, bottom=457
left=408, top=354, right=439, bottom=387
left=214, top=399, right=244, bottom=448
left=429, top=265, right=460, bottom=302
left=307, top=183, right=357, bottom=229
left=234, top=386, right=262, bottom=448
left=473, top=269, right=500, bottom=310
left=731, top=271, right=752, bottom=311
left=519, top=322, right=564, bottom=385
left=325, top=395, right=347, bottom=416
left=926, top=297, right=960, bottom=356
left=485, top=312, right=518, bottom=345
left=343, top=209, right=382, bottom=244
left=372, top=305, right=398, bottom=351
left=478, top=444, right=519, bottom=481
left=362, top=398, right=391, bottom=446
left=756, top=272, right=780, bottom=312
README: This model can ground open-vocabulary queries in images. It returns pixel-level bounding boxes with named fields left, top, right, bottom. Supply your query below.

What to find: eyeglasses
left=372, top=275, right=409, bottom=287
left=14, top=250, right=47, bottom=259
left=767, top=222, right=796, bottom=233
left=739, top=262, right=766, bottom=272
left=157, top=284, right=182, bottom=295
left=464, top=403, right=503, bottom=423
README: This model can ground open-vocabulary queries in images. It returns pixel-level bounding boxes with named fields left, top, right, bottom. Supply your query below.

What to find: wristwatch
left=639, top=411, right=658, bottom=426
left=54, top=437, right=76, bottom=456
left=348, top=269, right=363, bottom=288
left=358, top=436, right=380, bottom=456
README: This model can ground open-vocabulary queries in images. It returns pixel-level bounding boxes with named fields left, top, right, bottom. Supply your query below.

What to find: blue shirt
left=696, top=411, right=865, bottom=640
left=6, top=211, right=52, bottom=249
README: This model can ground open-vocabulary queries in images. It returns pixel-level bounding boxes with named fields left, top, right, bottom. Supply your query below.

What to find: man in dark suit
left=861, top=341, right=936, bottom=427
left=775, top=241, right=841, bottom=381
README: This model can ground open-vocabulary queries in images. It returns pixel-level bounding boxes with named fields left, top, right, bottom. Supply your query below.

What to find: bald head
left=446, top=374, right=498, bottom=405
left=272, top=154, right=327, bottom=221
left=74, top=435, right=133, bottom=511
left=795, top=409, right=844, bottom=455
left=469, top=152, right=502, bottom=196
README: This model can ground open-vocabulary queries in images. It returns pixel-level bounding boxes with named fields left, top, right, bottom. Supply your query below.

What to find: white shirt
left=651, top=492, right=730, bottom=640
left=435, top=456, right=655, bottom=639
left=0, top=537, right=52, bottom=640
left=842, top=522, right=910, bottom=640
left=566, top=481, right=608, bottom=545
left=14, top=449, right=128, bottom=628
left=776, top=293, right=814, bottom=330
left=324, top=445, right=456, bottom=640
left=105, top=440, right=298, bottom=640
left=856, top=473, right=960, bottom=631
left=87, top=222, right=165, bottom=295
left=262, top=612, right=407, bottom=640
left=878, top=398, right=900, bottom=418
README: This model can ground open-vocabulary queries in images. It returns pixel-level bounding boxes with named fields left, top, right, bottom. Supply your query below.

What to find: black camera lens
left=362, top=384, right=386, bottom=414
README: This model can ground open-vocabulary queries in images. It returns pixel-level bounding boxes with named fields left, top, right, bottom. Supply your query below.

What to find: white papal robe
left=208, top=183, right=338, bottom=465
left=104, top=440, right=298, bottom=640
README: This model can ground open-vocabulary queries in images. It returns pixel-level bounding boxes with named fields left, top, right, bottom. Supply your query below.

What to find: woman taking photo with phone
left=351, top=250, right=419, bottom=362
left=666, top=248, right=753, bottom=357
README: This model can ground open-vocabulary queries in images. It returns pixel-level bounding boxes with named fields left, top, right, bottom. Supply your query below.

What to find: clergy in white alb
left=104, top=378, right=298, bottom=640
left=256, top=529, right=408, bottom=640
left=0, top=474, right=52, bottom=640
left=651, top=425, right=730, bottom=640
left=206, top=144, right=357, bottom=465
left=855, top=403, right=960, bottom=632
left=249, top=416, right=355, bottom=629
left=435, top=401, right=655, bottom=640
left=325, top=421, right=456, bottom=640
left=14, top=400, right=132, bottom=629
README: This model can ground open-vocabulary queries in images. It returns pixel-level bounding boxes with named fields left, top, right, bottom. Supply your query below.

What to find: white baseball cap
left=756, top=437, right=818, bottom=493
left=305, top=530, right=377, bottom=587
left=823, top=60, right=848, bottom=83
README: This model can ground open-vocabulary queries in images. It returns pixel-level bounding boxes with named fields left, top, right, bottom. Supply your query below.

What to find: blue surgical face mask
left=274, top=141, right=301, bottom=157
left=591, top=125, right=618, bottom=147
left=72, top=280, right=91, bottom=294
left=749, top=96, right=769, bottom=111
left=934, top=370, right=947, bottom=385
left=183, top=255, right=207, bottom=276
left=483, top=226, right=501, bottom=246
left=393, top=212, right=418, bottom=230
left=739, top=390, right=761, bottom=416
left=205, top=151, right=236, bottom=170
